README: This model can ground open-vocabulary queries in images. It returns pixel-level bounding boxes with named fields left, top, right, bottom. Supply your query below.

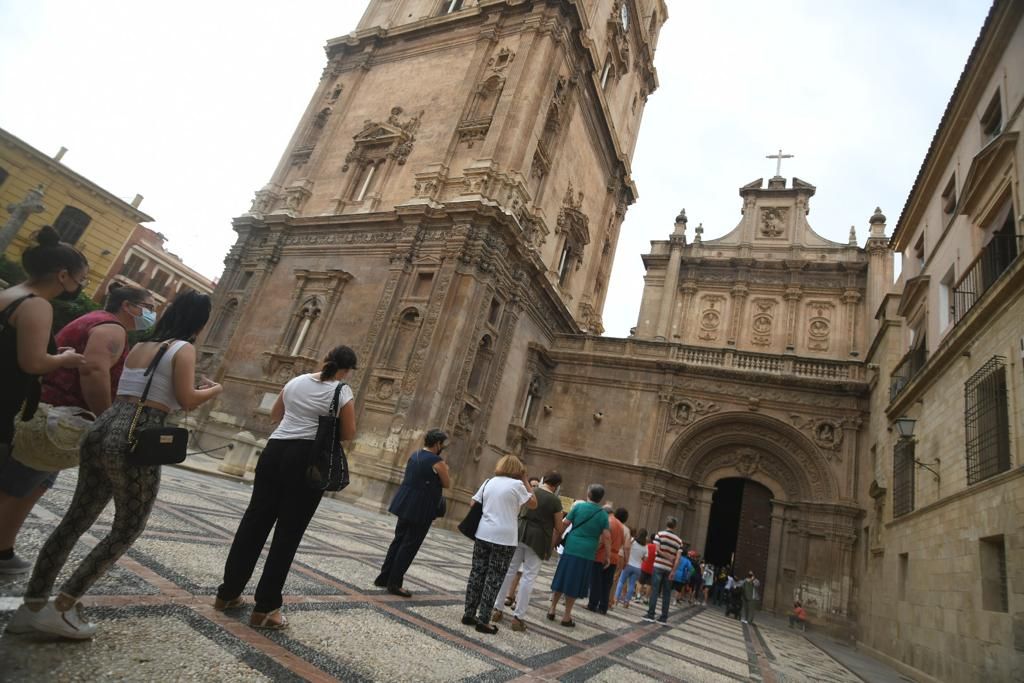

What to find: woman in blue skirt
left=547, top=484, right=610, bottom=627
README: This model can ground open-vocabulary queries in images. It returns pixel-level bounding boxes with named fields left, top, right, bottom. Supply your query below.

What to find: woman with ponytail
left=0, top=226, right=87, bottom=575
left=216, top=344, right=357, bottom=630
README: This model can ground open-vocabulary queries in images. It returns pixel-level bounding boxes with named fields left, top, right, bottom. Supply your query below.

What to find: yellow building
left=0, top=127, right=153, bottom=296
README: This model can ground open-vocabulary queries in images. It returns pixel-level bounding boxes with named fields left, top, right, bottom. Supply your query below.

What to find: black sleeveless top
left=0, top=294, right=57, bottom=443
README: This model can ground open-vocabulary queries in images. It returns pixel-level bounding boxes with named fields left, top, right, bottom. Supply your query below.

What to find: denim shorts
left=0, top=443, right=59, bottom=497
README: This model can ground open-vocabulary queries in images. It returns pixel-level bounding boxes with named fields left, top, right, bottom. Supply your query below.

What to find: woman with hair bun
left=0, top=226, right=88, bottom=575
left=0, top=281, right=155, bottom=575
left=215, top=344, right=357, bottom=631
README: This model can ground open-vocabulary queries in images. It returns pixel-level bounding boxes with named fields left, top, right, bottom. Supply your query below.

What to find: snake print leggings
left=25, top=401, right=165, bottom=601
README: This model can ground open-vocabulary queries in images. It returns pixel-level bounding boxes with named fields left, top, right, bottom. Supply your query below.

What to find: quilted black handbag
left=305, top=383, right=350, bottom=492
left=127, top=342, right=189, bottom=467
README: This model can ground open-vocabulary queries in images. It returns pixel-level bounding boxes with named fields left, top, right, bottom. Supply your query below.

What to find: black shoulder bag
left=457, top=478, right=490, bottom=540
left=306, top=382, right=350, bottom=492
left=127, top=342, right=189, bottom=467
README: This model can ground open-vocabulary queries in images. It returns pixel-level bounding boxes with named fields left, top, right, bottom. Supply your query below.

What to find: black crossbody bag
left=127, top=342, right=189, bottom=467
left=306, top=382, right=351, bottom=492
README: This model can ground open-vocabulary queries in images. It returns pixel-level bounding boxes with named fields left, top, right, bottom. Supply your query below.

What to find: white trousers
left=493, top=542, right=542, bottom=620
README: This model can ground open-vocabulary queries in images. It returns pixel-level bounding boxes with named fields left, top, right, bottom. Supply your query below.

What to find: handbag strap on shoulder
left=328, top=382, right=345, bottom=415
left=128, top=341, right=173, bottom=445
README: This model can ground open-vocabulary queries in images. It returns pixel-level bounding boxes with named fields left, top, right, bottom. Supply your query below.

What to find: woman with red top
left=638, top=535, right=657, bottom=603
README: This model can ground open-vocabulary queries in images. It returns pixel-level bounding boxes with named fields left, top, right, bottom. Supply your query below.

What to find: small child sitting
left=789, top=601, right=807, bottom=629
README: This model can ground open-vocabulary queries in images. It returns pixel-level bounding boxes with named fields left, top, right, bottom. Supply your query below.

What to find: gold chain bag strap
left=126, top=341, right=189, bottom=467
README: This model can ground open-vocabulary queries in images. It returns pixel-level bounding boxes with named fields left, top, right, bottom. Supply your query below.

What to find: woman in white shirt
left=461, top=454, right=536, bottom=634
left=614, top=529, right=647, bottom=608
left=215, top=345, right=356, bottom=631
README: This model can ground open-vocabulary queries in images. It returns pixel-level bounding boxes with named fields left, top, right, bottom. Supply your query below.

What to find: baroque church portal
left=192, top=0, right=893, bottom=640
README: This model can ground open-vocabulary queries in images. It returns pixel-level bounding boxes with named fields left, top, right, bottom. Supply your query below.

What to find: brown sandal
left=213, top=597, right=244, bottom=611
left=250, top=609, right=288, bottom=630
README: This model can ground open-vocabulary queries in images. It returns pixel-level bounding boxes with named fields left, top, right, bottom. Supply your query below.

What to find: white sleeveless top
left=117, top=341, right=188, bottom=411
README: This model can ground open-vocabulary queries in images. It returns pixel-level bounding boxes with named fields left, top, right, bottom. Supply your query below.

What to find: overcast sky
left=0, top=1, right=990, bottom=337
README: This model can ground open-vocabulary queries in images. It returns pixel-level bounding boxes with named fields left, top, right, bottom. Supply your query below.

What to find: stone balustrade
left=552, top=335, right=865, bottom=383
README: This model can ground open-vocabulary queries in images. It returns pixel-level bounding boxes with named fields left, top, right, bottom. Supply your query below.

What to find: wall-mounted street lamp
left=894, top=416, right=940, bottom=482
left=893, top=416, right=916, bottom=439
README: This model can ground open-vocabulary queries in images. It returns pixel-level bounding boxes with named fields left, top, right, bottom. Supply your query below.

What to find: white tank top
left=117, top=341, right=188, bottom=410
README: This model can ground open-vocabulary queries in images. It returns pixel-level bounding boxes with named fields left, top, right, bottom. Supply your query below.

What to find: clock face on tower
left=620, top=3, right=629, bottom=30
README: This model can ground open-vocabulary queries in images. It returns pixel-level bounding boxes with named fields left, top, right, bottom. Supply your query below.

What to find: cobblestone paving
left=1, top=469, right=884, bottom=682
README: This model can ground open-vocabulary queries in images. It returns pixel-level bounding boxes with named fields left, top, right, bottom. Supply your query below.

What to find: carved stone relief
left=760, top=207, right=788, bottom=238
left=790, top=415, right=843, bottom=458
left=750, top=298, right=777, bottom=346
left=669, top=399, right=720, bottom=428
left=342, top=106, right=423, bottom=172
left=806, top=301, right=834, bottom=352
left=698, top=295, right=726, bottom=341
left=670, top=415, right=839, bottom=501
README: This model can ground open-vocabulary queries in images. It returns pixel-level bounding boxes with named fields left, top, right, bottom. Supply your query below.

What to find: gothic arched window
left=286, top=297, right=323, bottom=357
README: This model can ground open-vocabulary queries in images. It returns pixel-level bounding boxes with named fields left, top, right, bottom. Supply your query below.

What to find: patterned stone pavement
left=1, top=469, right=900, bottom=682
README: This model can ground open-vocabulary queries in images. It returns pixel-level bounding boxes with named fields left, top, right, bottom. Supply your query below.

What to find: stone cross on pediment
left=766, top=148, right=794, bottom=178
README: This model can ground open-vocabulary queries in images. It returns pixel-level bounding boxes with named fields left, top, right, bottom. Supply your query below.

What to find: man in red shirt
left=587, top=506, right=628, bottom=614
left=789, top=601, right=807, bottom=629
left=0, top=284, right=153, bottom=575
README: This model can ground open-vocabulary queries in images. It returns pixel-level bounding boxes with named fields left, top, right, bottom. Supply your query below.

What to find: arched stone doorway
left=705, top=477, right=774, bottom=583
left=652, top=412, right=852, bottom=617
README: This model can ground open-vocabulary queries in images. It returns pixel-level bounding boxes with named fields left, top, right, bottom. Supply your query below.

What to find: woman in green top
left=547, top=484, right=610, bottom=627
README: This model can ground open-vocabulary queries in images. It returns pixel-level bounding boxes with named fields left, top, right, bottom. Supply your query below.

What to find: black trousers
left=217, top=438, right=323, bottom=613
left=587, top=561, right=616, bottom=612
left=377, top=517, right=432, bottom=588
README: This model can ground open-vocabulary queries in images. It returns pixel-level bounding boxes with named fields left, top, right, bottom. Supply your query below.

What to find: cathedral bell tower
left=199, top=0, right=667, bottom=508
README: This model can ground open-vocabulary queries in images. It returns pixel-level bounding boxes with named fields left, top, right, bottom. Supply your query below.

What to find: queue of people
left=1, top=227, right=772, bottom=644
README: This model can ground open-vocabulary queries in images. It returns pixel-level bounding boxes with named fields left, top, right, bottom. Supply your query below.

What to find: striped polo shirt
left=653, top=530, right=683, bottom=572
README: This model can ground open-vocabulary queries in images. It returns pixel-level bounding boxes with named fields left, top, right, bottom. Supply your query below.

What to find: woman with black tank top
left=0, top=227, right=87, bottom=575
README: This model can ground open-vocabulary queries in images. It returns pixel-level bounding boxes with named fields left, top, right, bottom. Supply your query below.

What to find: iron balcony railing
left=889, top=343, right=928, bottom=402
left=952, top=233, right=1023, bottom=326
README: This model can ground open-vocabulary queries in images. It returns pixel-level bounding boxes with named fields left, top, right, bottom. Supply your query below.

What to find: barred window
left=893, top=439, right=915, bottom=518
left=964, top=357, right=1011, bottom=485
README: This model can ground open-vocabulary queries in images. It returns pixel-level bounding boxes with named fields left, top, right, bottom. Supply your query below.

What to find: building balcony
left=952, top=232, right=1022, bottom=326
left=889, top=343, right=927, bottom=402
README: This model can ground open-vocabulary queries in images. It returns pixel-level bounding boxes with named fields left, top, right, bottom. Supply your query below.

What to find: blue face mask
left=134, top=308, right=157, bottom=331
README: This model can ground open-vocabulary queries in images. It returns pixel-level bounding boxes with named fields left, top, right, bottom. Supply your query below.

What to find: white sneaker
left=28, top=602, right=97, bottom=639
left=0, top=553, right=31, bottom=575
left=4, top=604, right=39, bottom=634
left=741, top=619, right=748, bottom=624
